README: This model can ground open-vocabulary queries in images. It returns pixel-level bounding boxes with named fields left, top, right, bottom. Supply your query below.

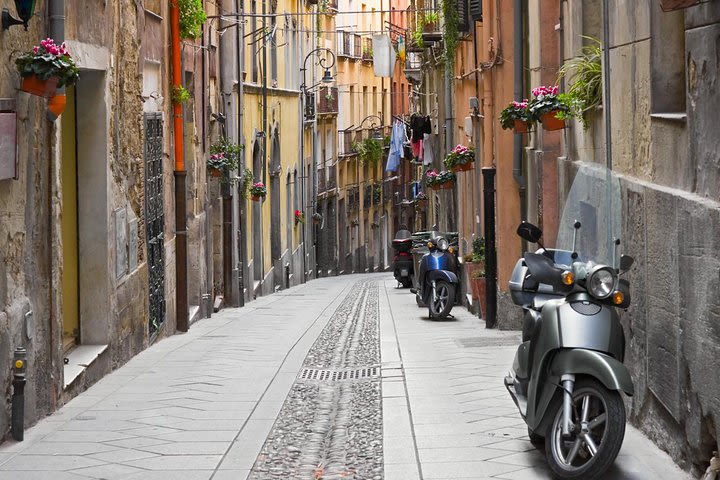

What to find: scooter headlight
left=437, top=238, right=449, bottom=251
left=587, top=266, right=617, bottom=299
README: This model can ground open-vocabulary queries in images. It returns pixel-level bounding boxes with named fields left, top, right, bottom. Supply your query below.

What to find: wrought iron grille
left=364, top=184, right=372, bottom=208
left=144, top=113, right=165, bottom=336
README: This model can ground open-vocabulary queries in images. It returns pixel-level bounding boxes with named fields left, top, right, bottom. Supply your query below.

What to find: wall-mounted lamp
left=2, top=0, right=37, bottom=31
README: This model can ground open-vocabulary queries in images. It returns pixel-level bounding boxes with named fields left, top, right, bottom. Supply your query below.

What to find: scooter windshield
left=555, top=163, right=622, bottom=267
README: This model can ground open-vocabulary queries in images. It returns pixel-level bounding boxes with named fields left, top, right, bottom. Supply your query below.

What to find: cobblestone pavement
left=0, top=273, right=694, bottom=480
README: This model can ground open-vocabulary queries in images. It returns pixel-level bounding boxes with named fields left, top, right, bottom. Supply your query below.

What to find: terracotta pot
left=513, top=119, right=530, bottom=133
left=21, top=74, right=59, bottom=98
left=47, top=94, right=67, bottom=121
left=476, top=277, right=487, bottom=319
left=540, top=111, right=566, bottom=131
left=439, top=181, right=455, bottom=190
left=209, top=167, right=222, bottom=177
left=415, top=199, right=428, bottom=208
left=251, top=195, right=261, bottom=202
left=451, top=162, right=473, bottom=173
left=312, top=218, right=320, bottom=225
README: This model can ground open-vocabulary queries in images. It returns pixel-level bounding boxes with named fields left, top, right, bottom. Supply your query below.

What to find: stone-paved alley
left=0, top=274, right=692, bottom=479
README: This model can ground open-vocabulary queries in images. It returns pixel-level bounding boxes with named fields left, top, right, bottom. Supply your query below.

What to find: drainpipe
left=236, top=0, right=246, bottom=306
left=171, top=1, right=189, bottom=332
left=46, top=1, right=65, bottom=121
left=602, top=0, right=612, bottom=171
left=513, top=0, right=526, bottom=225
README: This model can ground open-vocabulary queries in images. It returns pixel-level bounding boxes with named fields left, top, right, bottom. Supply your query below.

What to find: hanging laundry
left=372, top=35, right=396, bottom=78
left=386, top=120, right=405, bottom=172
left=423, top=133, right=434, bottom=166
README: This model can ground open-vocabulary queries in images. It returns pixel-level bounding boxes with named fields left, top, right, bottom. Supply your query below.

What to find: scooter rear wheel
left=428, top=281, right=454, bottom=319
left=545, top=378, right=626, bottom=480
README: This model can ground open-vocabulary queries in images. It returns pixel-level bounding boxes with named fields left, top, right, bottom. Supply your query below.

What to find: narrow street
left=0, top=274, right=691, bottom=480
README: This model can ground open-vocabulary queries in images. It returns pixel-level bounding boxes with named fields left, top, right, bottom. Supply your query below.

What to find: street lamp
left=299, top=47, right=336, bottom=281
left=2, top=0, right=36, bottom=30
left=358, top=114, right=385, bottom=140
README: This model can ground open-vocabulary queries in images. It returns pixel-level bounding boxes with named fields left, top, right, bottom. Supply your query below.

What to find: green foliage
left=527, top=85, right=570, bottom=120
left=421, top=11, right=439, bottom=29
left=441, top=0, right=460, bottom=74
left=443, top=144, right=475, bottom=170
left=499, top=100, right=532, bottom=130
left=557, top=37, right=603, bottom=130
left=208, top=137, right=243, bottom=183
left=471, top=236, right=485, bottom=263
left=425, top=169, right=456, bottom=187
left=352, top=137, right=384, bottom=167
left=241, top=168, right=254, bottom=198
left=177, top=0, right=207, bottom=39
left=409, top=28, right=425, bottom=50
left=15, top=39, right=80, bottom=87
left=172, top=85, right=191, bottom=104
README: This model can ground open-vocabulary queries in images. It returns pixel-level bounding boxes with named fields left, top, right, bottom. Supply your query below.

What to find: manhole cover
left=299, top=366, right=380, bottom=382
left=455, top=337, right=520, bottom=348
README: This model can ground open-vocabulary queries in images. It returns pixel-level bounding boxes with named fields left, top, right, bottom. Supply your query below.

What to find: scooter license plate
left=400, top=269, right=409, bottom=277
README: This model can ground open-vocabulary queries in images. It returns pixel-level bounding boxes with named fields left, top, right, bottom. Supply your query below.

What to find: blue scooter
left=411, top=234, right=460, bottom=319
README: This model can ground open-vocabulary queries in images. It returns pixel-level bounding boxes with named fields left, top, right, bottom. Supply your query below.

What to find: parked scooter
left=504, top=164, right=634, bottom=479
left=392, top=229, right=414, bottom=288
left=411, top=233, right=459, bottom=319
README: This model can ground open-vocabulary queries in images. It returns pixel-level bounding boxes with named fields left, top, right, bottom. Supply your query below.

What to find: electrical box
left=0, top=99, right=17, bottom=181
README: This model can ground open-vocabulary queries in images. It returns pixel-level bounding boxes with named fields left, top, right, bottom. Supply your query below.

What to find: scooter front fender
left=549, top=349, right=634, bottom=396
left=426, top=270, right=458, bottom=284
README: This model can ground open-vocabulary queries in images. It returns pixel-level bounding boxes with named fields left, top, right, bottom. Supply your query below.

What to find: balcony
left=339, top=129, right=356, bottom=157
left=353, top=34, right=362, bottom=58
left=337, top=30, right=352, bottom=58
left=362, top=37, right=373, bottom=62
left=364, top=184, right=373, bottom=208
left=347, top=186, right=359, bottom=211
left=317, top=86, right=338, bottom=115
left=373, top=182, right=383, bottom=205
left=318, top=164, right=336, bottom=193
left=304, top=91, right=316, bottom=121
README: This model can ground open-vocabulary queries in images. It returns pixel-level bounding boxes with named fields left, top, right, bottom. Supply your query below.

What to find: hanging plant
left=241, top=168, right=254, bottom=198
left=208, top=137, right=244, bottom=183
left=441, top=0, right=460, bottom=74
left=352, top=137, right=383, bottom=167
left=171, top=85, right=191, bottom=104
left=15, top=38, right=80, bottom=97
left=176, top=0, right=207, bottom=39
left=556, top=37, right=602, bottom=130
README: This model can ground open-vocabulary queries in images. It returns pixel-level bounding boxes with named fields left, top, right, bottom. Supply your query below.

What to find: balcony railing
left=353, top=34, right=362, bottom=58
left=317, top=86, right=338, bottom=115
left=337, top=30, right=352, bottom=57
left=304, top=92, right=316, bottom=121
left=317, top=167, right=326, bottom=193
left=327, top=164, right=337, bottom=190
left=364, top=184, right=373, bottom=208
left=339, top=129, right=356, bottom=156
left=347, top=186, right=359, bottom=211
left=362, top=37, right=373, bottom=61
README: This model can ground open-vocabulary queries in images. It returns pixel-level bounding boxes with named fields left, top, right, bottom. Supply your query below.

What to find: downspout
left=602, top=0, right=612, bottom=170
left=237, top=0, right=246, bottom=306
left=171, top=1, right=189, bottom=332
left=48, top=0, right=64, bottom=409
left=513, top=0, right=526, bottom=223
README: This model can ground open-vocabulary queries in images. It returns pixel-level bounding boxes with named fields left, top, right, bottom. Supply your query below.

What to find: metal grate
left=144, top=113, right=165, bottom=337
left=299, top=366, right=380, bottom=382
left=570, top=301, right=602, bottom=316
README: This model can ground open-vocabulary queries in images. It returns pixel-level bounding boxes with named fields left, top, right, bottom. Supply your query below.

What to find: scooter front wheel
left=545, top=378, right=626, bottom=480
left=428, top=281, right=454, bottom=319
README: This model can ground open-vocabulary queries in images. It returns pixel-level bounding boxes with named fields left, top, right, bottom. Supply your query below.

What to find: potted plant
left=208, top=137, right=243, bottom=181
left=407, top=28, right=425, bottom=52
left=471, top=268, right=487, bottom=319
left=249, top=182, right=267, bottom=201
left=500, top=99, right=533, bottom=133
left=556, top=37, right=602, bottom=130
left=294, top=210, right=305, bottom=225
left=463, top=236, right=486, bottom=316
left=528, top=85, right=571, bottom=131
left=312, top=212, right=323, bottom=225
left=421, top=11, right=439, bottom=33
left=352, top=137, right=383, bottom=167
left=414, top=191, right=428, bottom=208
left=15, top=38, right=80, bottom=97
left=426, top=169, right=456, bottom=190
left=443, top=144, right=475, bottom=172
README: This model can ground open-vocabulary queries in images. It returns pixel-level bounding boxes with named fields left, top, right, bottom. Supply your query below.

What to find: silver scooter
left=504, top=164, right=635, bottom=480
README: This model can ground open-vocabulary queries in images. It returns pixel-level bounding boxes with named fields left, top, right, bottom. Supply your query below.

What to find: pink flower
left=49, top=47, right=60, bottom=56
left=33, top=46, right=38, bottom=54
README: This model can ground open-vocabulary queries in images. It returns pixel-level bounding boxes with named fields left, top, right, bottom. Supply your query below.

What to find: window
left=650, top=4, right=686, bottom=114
left=251, top=0, right=258, bottom=84
left=270, top=3, right=278, bottom=84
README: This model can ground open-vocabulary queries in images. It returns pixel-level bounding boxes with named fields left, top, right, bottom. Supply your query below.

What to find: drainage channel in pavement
left=248, top=280, right=383, bottom=480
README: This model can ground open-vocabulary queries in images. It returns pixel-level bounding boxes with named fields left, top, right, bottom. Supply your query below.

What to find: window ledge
left=650, top=112, right=687, bottom=122
left=63, top=344, right=108, bottom=389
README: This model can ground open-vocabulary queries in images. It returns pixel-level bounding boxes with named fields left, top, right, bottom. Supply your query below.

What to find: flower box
left=21, top=74, right=59, bottom=98
left=540, top=111, right=565, bottom=131
left=251, top=195, right=262, bottom=202
left=451, top=162, right=473, bottom=173
left=513, top=119, right=530, bottom=134
left=208, top=167, right=222, bottom=177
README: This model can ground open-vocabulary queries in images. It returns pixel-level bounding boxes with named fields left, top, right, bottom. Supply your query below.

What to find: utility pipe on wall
left=171, top=1, right=189, bottom=332
left=512, top=0, right=526, bottom=225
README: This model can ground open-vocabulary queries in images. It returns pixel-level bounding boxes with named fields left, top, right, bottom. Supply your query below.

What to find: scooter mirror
left=620, top=254, right=635, bottom=271
left=516, top=222, right=543, bottom=244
